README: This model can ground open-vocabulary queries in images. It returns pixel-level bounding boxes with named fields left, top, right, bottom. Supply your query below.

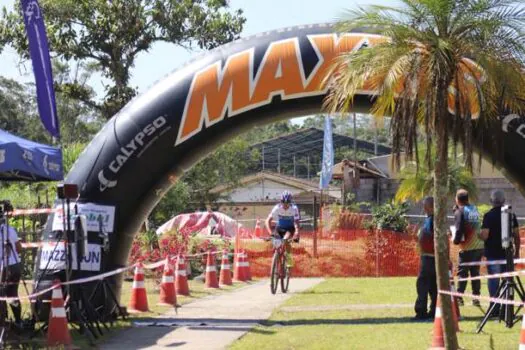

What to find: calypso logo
left=98, top=116, right=168, bottom=192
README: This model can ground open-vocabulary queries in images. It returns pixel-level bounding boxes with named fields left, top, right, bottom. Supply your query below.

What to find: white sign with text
left=52, top=202, right=115, bottom=233
left=39, top=242, right=101, bottom=271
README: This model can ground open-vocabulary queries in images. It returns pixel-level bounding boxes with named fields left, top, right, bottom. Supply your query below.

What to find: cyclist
left=265, top=191, right=300, bottom=267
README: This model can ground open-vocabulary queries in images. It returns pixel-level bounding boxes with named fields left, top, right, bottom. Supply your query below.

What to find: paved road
left=100, top=278, right=323, bottom=350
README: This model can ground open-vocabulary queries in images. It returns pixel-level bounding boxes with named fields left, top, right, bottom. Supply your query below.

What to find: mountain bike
left=265, top=235, right=293, bottom=295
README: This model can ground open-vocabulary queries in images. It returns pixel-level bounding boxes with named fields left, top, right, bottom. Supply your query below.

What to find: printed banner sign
left=21, top=0, right=60, bottom=138
left=52, top=202, right=116, bottom=233
left=39, top=242, right=101, bottom=271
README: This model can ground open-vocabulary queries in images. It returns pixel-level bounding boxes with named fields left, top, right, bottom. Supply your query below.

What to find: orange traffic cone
left=429, top=299, right=445, bottom=350
left=234, top=251, right=247, bottom=282
left=205, top=251, right=219, bottom=288
left=518, top=312, right=525, bottom=349
left=175, top=255, right=190, bottom=296
left=158, top=258, right=177, bottom=306
left=47, top=280, right=72, bottom=347
left=244, top=250, right=252, bottom=281
left=254, top=219, right=262, bottom=237
left=128, top=264, right=149, bottom=313
left=219, top=250, right=233, bottom=286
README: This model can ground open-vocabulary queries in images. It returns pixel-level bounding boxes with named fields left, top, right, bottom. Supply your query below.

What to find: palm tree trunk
left=434, top=90, right=459, bottom=349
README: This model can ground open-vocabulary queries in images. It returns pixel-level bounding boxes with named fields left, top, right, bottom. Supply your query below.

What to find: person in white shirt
left=0, top=201, right=22, bottom=325
left=265, top=191, right=300, bottom=266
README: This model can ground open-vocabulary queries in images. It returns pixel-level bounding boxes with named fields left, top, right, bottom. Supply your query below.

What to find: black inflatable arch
left=37, top=24, right=525, bottom=301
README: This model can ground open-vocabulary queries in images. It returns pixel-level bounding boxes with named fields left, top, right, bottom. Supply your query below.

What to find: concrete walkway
left=100, top=278, right=323, bottom=350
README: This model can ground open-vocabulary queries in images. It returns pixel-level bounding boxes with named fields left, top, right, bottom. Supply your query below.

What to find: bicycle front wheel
left=280, top=254, right=290, bottom=293
left=270, top=251, right=280, bottom=295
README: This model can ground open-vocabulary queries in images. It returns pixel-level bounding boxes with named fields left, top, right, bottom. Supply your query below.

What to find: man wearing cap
left=480, top=189, right=520, bottom=313
left=452, top=189, right=484, bottom=306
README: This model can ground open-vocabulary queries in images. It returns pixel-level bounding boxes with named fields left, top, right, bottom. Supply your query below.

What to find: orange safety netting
left=238, top=227, right=421, bottom=278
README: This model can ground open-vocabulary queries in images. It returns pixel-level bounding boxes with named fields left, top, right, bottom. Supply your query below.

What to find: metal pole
left=353, top=113, right=357, bottom=162
left=307, top=156, right=310, bottom=180
left=293, top=154, right=296, bottom=177
left=313, top=194, right=318, bottom=259
left=374, top=119, right=378, bottom=156
left=277, top=148, right=281, bottom=174
left=262, top=145, right=265, bottom=171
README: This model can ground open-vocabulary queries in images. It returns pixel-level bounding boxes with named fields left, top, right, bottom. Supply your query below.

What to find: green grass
left=231, top=278, right=522, bottom=350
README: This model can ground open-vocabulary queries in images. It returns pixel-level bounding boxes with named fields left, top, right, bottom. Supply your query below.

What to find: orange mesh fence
left=239, top=227, right=421, bottom=278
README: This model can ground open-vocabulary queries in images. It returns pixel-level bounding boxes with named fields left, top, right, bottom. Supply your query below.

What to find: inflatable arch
left=36, top=24, right=525, bottom=303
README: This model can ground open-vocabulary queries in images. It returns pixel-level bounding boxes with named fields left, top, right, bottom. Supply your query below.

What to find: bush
left=369, top=202, right=410, bottom=233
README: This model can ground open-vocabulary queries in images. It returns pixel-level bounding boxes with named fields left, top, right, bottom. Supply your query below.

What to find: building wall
left=222, top=179, right=305, bottom=202
left=354, top=177, right=525, bottom=216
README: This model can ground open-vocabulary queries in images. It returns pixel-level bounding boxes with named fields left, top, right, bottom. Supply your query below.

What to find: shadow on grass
left=298, top=290, right=360, bottom=295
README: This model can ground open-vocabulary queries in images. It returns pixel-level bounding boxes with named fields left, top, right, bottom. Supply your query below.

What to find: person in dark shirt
left=480, top=190, right=520, bottom=302
left=452, top=189, right=484, bottom=306
left=414, top=196, right=437, bottom=320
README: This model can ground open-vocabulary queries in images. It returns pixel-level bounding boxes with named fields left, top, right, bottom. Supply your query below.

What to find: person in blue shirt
left=414, top=196, right=437, bottom=320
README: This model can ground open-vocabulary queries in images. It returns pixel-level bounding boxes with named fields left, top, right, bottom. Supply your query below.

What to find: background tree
left=325, top=1, right=525, bottom=348
left=183, top=138, right=258, bottom=209
left=395, top=149, right=478, bottom=204
left=0, top=0, right=246, bottom=118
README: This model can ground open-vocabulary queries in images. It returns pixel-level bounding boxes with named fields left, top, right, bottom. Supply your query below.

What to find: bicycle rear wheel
left=270, top=251, right=280, bottom=295
left=280, top=254, right=290, bottom=293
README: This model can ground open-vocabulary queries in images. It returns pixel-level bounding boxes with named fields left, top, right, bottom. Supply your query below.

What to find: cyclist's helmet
left=281, top=191, right=293, bottom=204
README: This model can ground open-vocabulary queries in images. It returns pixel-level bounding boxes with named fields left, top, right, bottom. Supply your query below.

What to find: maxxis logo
left=98, top=116, right=170, bottom=192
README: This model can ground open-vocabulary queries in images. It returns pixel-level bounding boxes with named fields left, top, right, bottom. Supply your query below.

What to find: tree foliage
left=395, top=152, right=478, bottom=204
left=0, top=0, right=245, bottom=119
left=326, top=1, right=525, bottom=348
left=183, top=138, right=258, bottom=208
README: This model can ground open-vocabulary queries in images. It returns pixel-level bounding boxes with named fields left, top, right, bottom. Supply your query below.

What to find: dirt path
left=100, top=278, right=323, bottom=350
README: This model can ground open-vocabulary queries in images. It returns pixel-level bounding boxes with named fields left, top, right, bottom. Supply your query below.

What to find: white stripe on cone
left=519, top=345, right=525, bottom=350
left=435, top=307, right=442, bottom=318
left=162, top=276, right=174, bottom=283
left=221, top=264, right=231, bottom=270
left=237, top=262, right=249, bottom=267
left=51, top=307, right=66, bottom=318
left=206, top=266, right=216, bottom=272
left=52, top=287, right=63, bottom=299
left=177, top=270, right=187, bottom=276
left=133, top=281, right=145, bottom=289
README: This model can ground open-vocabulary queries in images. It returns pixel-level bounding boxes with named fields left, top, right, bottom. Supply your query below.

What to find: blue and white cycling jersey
left=270, top=203, right=300, bottom=230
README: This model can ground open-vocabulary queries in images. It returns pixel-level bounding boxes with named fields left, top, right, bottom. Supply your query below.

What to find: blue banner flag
left=319, top=116, right=334, bottom=189
left=21, top=0, right=60, bottom=139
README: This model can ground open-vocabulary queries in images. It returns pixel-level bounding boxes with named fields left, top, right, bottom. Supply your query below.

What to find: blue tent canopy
left=0, top=129, right=63, bottom=181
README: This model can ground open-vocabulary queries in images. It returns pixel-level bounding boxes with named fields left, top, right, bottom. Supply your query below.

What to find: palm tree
left=395, top=150, right=478, bottom=204
left=325, top=1, right=525, bottom=348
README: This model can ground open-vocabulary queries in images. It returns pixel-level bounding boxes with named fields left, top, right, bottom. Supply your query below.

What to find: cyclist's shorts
left=275, top=226, right=295, bottom=238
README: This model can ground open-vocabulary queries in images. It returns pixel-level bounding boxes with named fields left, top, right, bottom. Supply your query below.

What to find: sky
left=0, top=0, right=397, bottom=100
